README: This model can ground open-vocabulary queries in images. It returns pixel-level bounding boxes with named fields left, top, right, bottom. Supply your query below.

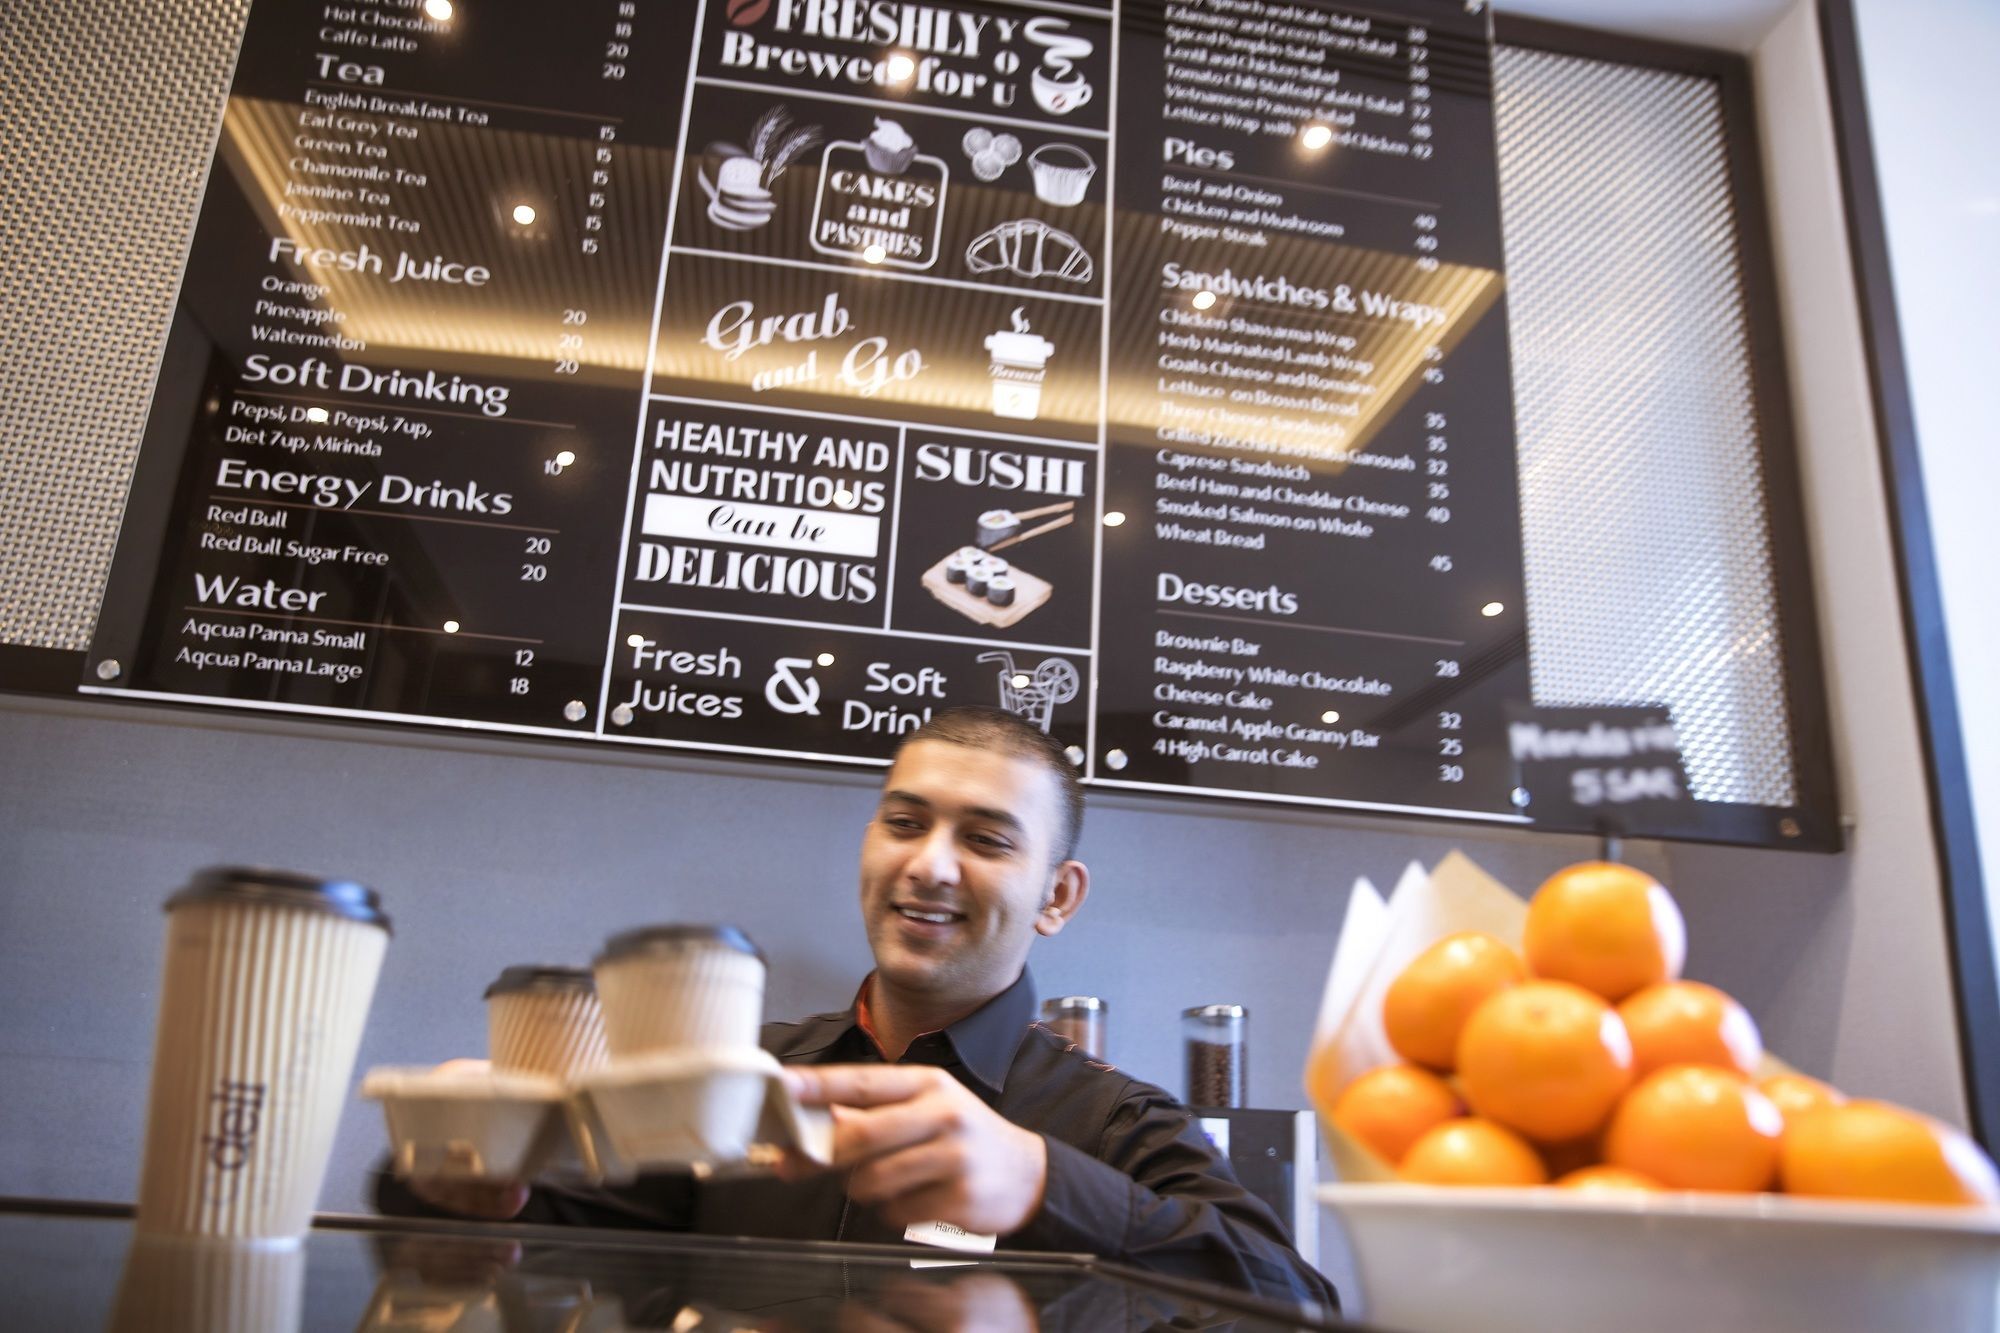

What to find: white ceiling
left=1494, top=0, right=1799, bottom=53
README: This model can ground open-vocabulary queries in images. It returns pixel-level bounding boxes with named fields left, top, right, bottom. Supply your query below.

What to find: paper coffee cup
left=591, top=926, right=765, bottom=1057
left=134, top=867, right=390, bottom=1240
left=484, top=966, right=609, bottom=1080
left=985, top=326, right=1053, bottom=421
left=107, top=1234, right=306, bottom=1333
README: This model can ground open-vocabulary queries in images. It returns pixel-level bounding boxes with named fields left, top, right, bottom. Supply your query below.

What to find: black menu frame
left=0, top=11, right=1845, bottom=854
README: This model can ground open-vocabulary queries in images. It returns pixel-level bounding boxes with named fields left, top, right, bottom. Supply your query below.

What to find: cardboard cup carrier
left=135, top=866, right=390, bottom=1241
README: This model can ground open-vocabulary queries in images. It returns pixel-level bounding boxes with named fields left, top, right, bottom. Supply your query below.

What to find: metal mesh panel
left=0, top=0, right=248, bottom=648
left=1494, top=45, right=1796, bottom=807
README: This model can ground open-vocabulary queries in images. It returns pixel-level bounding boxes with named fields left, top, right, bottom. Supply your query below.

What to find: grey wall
left=0, top=690, right=1628, bottom=1225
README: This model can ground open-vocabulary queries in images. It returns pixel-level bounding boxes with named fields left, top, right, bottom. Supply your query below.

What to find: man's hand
left=783, top=1065, right=1049, bottom=1237
left=401, top=1177, right=530, bottom=1221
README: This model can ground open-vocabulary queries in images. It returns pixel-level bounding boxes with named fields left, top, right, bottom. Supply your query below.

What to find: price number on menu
left=580, top=128, right=615, bottom=256
left=1438, top=709, right=1464, bottom=784
left=555, top=307, right=587, bottom=376
left=1407, top=28, right=1433, bottom=160
left=1424, top=411, right=1453, bottom=576
left=1413, top=212, right=1439, bottom=273
left=605, top=2, right=635, bottom=79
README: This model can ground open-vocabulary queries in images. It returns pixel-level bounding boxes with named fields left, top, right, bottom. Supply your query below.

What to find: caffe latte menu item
left=87, top=0, right=1528, bottom=824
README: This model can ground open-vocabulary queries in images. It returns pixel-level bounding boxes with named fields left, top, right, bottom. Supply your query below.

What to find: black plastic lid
left=483, top=965, right=594, bottom=999
left=595, top=924, right=764, bottom=968
left=165, top=865, right=390, bottom=933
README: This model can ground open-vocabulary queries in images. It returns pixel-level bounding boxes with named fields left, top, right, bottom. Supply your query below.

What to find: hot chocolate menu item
left=1094, top=0, right=1530, bottom=819
left=88, top=0, right=1529, bottom=825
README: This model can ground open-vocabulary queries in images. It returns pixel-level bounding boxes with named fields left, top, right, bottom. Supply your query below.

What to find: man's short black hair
left=891, top=706, right=1085, bottom=862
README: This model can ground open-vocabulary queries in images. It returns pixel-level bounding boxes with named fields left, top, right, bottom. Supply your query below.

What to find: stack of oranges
left=1315, top=862, right=2000, bottom=1206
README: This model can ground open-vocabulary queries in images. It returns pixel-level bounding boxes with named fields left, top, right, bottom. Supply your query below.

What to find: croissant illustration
left=965, top=219, right=1094, bottom=284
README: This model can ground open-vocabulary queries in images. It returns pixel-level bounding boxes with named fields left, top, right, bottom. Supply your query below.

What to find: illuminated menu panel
left=87, top=0, right=1526, bottom=823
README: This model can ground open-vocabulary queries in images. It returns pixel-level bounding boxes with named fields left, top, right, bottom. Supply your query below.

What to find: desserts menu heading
left=88, top=0, right=1531, bottom=823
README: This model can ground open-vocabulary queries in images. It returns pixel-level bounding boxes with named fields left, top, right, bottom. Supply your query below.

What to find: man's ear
left=1034, top=861, right=1089, bottom=938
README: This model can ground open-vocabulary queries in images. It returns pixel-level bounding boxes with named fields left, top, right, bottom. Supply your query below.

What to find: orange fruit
left=1618, top=981, right=1763, bottom=1078
left=1555, top=1165, right=1665, bottom=1194
left=1603, top=1065, right=1782, bottom=1192
left=1456, top=980, right=1635, bottom=1142
left=1759, top=1071, right=1845, bottom=1126
left=1330, top=1064, right=1464, bottom=1166
left=1524, top=862, right=1686, bottom=1002
left=1400, top=1118, right=1548, bottom=1186
left=1780, top=1101, right=2000, bottom=1206
left=1381, top=931, right=1526, bottom=1070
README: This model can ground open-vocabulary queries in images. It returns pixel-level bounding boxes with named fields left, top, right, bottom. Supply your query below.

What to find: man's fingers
left=874, top=1179, right=966, bottom=1231
left=410, top=1178, right=529, bottom=1220
left=785, top=1063, right=946, bottom=1109
left=831, top=1095, right=960, bottom=1164
left=846, top=1138, right=963, bottom=1206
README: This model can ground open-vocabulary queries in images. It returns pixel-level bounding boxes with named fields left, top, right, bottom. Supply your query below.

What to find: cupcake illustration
left=864, top=118, right=917, bottom=175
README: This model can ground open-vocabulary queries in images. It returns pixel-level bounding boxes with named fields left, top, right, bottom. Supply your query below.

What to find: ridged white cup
left=135, top=877, right=388, bottom=1239
left=488, top=986, right=609, bottom=1079
left=593, top=930, right=765, bottom=1058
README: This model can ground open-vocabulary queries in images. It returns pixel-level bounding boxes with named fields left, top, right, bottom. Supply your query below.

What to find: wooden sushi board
left=919, top=553, right=1052, bottom=628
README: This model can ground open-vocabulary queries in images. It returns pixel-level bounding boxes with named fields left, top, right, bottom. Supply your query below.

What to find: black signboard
left=1508, top=704, right=1696, bottom=837
left=87, top=0, right=1532, bottom=824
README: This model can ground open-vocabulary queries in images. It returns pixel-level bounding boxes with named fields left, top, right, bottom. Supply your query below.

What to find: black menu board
left=87, top=0, right=1528, bottom=824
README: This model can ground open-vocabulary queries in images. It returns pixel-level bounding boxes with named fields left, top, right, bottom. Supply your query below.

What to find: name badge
left=904, top=1219, right=998, bottom=1253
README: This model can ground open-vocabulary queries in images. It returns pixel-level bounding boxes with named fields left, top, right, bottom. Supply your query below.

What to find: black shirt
left=376, top=970, right=1339, bottom=1312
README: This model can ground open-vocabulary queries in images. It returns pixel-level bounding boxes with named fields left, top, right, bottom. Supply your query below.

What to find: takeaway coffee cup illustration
left=984, top=308, right=1055, bottom=420
left=134, top=867, right=391, bottom=1240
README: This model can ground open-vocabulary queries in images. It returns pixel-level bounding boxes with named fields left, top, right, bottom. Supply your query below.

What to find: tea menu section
left=87, top=0, right=1531, bottom=824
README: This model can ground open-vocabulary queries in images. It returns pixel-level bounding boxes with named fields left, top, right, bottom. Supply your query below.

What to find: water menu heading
left=88, top=0, right=1531, bottom=824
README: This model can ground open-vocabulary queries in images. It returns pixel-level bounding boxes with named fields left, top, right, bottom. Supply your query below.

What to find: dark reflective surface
left=2, top=1206, right=1366, bottom=1332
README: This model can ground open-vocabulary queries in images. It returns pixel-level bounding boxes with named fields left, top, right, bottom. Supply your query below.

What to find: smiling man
left=379, top=706, right=1337, bottom=1310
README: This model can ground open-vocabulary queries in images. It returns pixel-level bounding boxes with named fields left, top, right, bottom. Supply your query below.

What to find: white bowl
left=1320, top=1182, right=2000, bottom=1333
left=362, top=1064, right=567, bottom=1183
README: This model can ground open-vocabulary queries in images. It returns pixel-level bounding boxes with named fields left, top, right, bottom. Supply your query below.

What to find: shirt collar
left=852, top=967, right=1039, bottom=1096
